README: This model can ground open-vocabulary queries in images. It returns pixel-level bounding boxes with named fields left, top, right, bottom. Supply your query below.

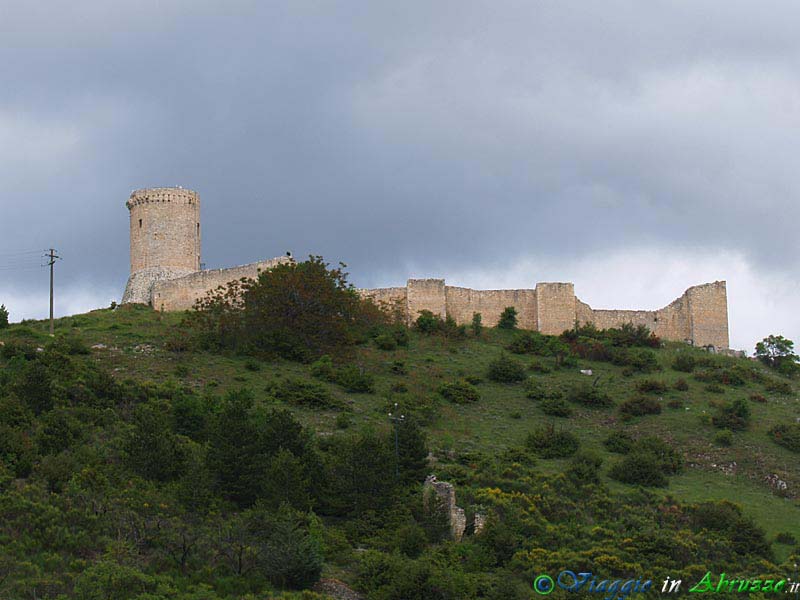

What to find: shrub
left=336, top=413, right=352, bottom=429
left=619, top=396, right=662, bottom=418
left=311, top=355, right=336, bottom=380
left=603, top=430, right=634, bottom=454
left=186, top=255, right=386, bottom=360
left=540, top=396, right=573, bottom=417
left=609, top=453, right=668, bottom=487
left=244, top=359, right=261, bottom=372
left=374, top=334, right=398, bottom=351
left=765, top=378, right=793, bottom=395
left=274, top=378, right=343, bottom=409
left=705, top=383, right=725, bottom=394
left=635, top=436, right=684, bottom=474
left=667, top=399, right=684, bottom=409
left=775, top=532, right=797, bottom=545
left=567, top=384, right=613, bottom=408
left=567, top=451, right=603, bottom=485
left=749, top=393, right=767, bottom=403
left=610, top=348, right=659, bottom=372
left=672, top=353, right=696, bottom=373
left=711, top=398, right=751, bottom=431
left=0, top=304, right=8, bottom=328
left=390, top=360, right=407, bottom=375
left=636, top=379, right=668, bottom=394
left=525, top=425, right=579, bottom=458
left=438, top=380, right=480, bottom=404
left=471, top=312, right=482, bottom=337
left=524, top=379, right=561, bottom=401
left=674, top=379, right=689, bottom=391
left=497, top=306, right=518, bottom=330
left=334, top=365, right=375, bottom=393
left=414, top=310, right=465, bottom=338
left=713, top=430, right=733, bottom=447
left=768, top=423, right=800, bottom=453
left=529, top=360, right=552, bottom=373
left=487, top=354, right=526, bottom=383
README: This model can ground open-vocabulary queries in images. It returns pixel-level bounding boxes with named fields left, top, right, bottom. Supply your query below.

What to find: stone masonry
left=361, top=279, right=730, bottom=349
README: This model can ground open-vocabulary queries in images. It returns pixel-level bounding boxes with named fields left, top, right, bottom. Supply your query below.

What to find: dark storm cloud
left=1, top=1, right=799, bottom=347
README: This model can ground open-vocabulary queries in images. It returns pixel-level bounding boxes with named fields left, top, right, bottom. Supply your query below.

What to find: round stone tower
left=121, top=187, right=201, bottom=305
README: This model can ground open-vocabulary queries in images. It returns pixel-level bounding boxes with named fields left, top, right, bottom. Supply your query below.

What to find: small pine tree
left=497, top=306, right=518, bottom=330
left=0, top=304, right=8, bottom=328
left=471, top=312, right=482, bottom=337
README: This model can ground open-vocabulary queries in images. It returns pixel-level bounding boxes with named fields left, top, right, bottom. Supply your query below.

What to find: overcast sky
left=1, top=1, right=799, bottom=351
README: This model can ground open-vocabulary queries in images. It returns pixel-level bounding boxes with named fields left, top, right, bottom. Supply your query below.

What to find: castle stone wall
left=445, top=287, right=538, bottom=330
left=151, top=258, right=289, bottom=311
left=407, top=279, right=447, bottom=323
left=360, top=279, right=730, bottom=349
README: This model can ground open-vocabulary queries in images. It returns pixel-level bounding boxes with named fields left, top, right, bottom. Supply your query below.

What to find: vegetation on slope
left=1, top=258, right=799, bottom=599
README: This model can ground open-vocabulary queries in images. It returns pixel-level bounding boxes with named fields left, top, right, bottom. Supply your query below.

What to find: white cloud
left=0, top=284, right=117, bottom=324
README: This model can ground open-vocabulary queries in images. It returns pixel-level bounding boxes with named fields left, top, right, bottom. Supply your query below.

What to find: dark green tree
left=755, top=334, right=799, bottom=376
left=497, top=306, right=518, bottom=330
left=396, top=418, right=429, bottom=486
left=0, top=304, right=8, bottom=328
left=125, top=401, right=187, bottom=482
left=471, top=312, right=482, bottom=337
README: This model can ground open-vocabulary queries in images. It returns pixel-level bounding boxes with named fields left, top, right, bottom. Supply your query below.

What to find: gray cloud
left=1, top=1, right=799, bottom=349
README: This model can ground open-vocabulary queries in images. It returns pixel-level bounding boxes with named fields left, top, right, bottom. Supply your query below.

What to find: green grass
left=3, top=305, right=800, bottom=557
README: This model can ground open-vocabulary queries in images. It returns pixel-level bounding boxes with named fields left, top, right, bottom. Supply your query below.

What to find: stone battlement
left=126, top=187, right=199, bottom=209
left=361, top=279, right=729, bottom=349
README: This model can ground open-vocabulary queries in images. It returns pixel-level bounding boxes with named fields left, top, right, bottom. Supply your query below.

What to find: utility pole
left=45, top=248, right=61, bottom=335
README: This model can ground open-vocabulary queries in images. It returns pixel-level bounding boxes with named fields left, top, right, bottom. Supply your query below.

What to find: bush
left=471, top=312, right=482, bottom=337
left=711, top=398, right=751, bottom=431
left=529, top=360, right=552, bottom=373
left=705, top=383, right=725, bottom=394
left=497, top=306, right=518, bottom=330
left=765, top=378, right=793, bottom=395
left=775, top=532, right=797, bottom=545
left=749, top=393, right=767, bottom=403
left=603, top=430, right=634, bottom=454
left=414, top=310, right=466, bottom=338
left=390, top=360, right=407, bottom=375
left=636, top=379, right=668, bottom=394
left=524, top=379, right=562, bottom=401
left=487, top=354, right=526, bottom=383
left=244, top=359, right=261, bottom=372
left=186, top=255, right=387, bottom=360
left=438, top=380, right=480, bottom=404
left=713, top=430, right=733, bottom=447
left=0, top=304, right=8, bottom=328
left=674, top=379, right=689, bottom=391
left=768, top=423, right=800, bottom=453
left=539, top=396, right=573, bottom=417
left=567, top=384, right=613, bottom=408
left=525, top=425, right=579, bottom=458
left=672, top=353, right=696, bottom=373
left=464, top=374, right=483, bottom=385
left=274, top=378, right=343, bottom=409
left=374, top=334, right=398, bottom=351
left=619, top=396, right=662, bottom=418
left=566, top=451, right=603, bottom=485
left=610, top=348, right=659, bottom=372
left=609, top=452, right=668, bottom=487
left=311, top=355, right=336, bottom=380
left=667, top=399, right=684, bottom=409
left=334, top=365, right=375, bottom=393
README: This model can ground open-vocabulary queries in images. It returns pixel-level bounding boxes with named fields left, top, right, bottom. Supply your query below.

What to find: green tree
left=190, top=256, right=386, bottom=360
left=497, top=306, right=518, bottom=329
left=396, top=418, right=429, bottom=486
left=0, top=304, right=8, bottom=328
left=755, top=334, right=799, bottom=375
left=471, top=312, right=482, bottom=337
left=125, top=401, right=188, bottom=482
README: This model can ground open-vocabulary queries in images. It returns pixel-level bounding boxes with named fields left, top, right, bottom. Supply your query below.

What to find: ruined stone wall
left=151, top=258, right=289, bottom=311
left=127, top=188, right=200, bottom=273
left=407, top=279, right=447, bottom=323
left=361, top=279, right=729, bottom=349
left=686, top=281, right=729, bottom=349
left=445, top=287, right=538, bottom=330
left=535, top=282, right=577, bottom=335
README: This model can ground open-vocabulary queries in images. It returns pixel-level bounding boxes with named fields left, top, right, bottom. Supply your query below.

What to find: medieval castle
left=122, top=187, right=730, bottom=350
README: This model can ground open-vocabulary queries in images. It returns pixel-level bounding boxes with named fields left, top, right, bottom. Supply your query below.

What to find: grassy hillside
left=1, top=304, right=799, bottom=597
